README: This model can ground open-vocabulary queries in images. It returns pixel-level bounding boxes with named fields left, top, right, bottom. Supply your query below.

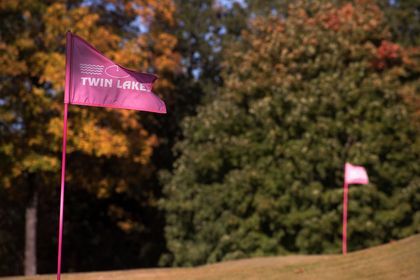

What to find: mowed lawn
left=3, top=234, right=419, bottom=280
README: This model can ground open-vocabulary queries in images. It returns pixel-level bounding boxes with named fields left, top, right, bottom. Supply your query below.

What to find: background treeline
left=0, top=0, right=419, bottom=276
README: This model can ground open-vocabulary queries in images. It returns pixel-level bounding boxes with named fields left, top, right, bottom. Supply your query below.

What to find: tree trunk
left=24, top=191, right=37, bottom=275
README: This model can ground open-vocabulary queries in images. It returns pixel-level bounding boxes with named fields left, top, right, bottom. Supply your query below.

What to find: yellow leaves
left=115, top=180, right=128, bottom=194
left=47, top=117, right=63, bottom=143
left=72, top=9, right=100, bottom=34
left=15, top=37, right=34, bottom=51
left=21, top=153, right=59, bottom=173
left=155, top=33, right=177, bottom=54
left=43, top=52, right=65, bottom=89
left=117, top=220, right=135, bottom=233
left=0, top=0, right=18, bottom=10
left=130, top=0, right=176, bottom=26
left=84, top=27, right=121, bottom=54
left=0, top=43, right=27, bottom=76
left=134, top=134, right=157, bottom=164
left=108, top=205, right=137, bottom=233
left=48, top=108, right=157, bottom=167
left=114, top=110, right=139, bottom=130
left=31, top=52, right=65, bottom=90
left=71, top=119, right=129, bottom=157
left=155, top=55, right=180, bottom=74
left=0, top=143, right=13, bottom=158
left=108, top=37, right=149, bottom=70
left=122, top=0, right=180, bottom=82
left=154, top=33, right=181, bottom=73
left=42, top=3, right=71, bottom=47
left=96, top=179, right=111, bottom=198
left=1, top=0, right=171, bottom=202
left=28, top=133, right=44, bottom=147
left=43, top=3, right=121, bottom=51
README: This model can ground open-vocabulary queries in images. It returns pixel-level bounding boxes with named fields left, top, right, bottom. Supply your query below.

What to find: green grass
left=3, top=234, right=420, bottom=280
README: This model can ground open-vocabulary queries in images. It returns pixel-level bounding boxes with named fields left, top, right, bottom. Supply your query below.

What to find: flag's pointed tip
left=160, top=103, right=167, bottom=114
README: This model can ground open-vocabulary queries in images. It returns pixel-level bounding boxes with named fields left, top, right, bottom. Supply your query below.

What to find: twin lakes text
left=80, top=77, right=151, bottom=92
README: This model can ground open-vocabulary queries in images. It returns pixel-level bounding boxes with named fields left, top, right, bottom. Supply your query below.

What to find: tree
left=372, top=0, right=420, bottom=47
left=162, top=0, right=420, bottom=266
left=0, top=0, right=178, bottom=274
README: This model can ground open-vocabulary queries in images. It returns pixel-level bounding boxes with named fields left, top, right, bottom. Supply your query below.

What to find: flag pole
left=57, top=31, right=72, bottom=280
left=57, top=103, right=68, bottom=280
left=342, top=182, right=348, bottom=255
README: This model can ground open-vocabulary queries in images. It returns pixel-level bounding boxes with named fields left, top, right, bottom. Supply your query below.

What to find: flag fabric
left=344, top=163, right=369, bottom=185
left=65, top=32, right=166, bottom=114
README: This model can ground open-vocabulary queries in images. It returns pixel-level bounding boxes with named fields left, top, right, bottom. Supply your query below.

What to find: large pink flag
left=344, top=163, right=369, bottom=185
left=57, top=32, right=166, bottom=280
left=65, top=32, right=166, bottom=114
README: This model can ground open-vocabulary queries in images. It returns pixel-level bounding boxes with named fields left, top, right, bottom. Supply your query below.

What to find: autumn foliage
left=0, top=0, right=419, bottom=275
left=1, top=0, right=179, bottom=274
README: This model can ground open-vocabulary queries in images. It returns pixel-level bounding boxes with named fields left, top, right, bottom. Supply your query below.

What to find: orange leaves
left=47, top=108, right=157, bottom=167
left=38, top=1, right=168, bottom=167
left=21, top=153, right=59, bottom=173
left=31, top=52, right=65, bottom=90
left=108, top=204, right=137, bottom=233
left=43, top=3, right=121, bottom=51
left=129, top=0, right=176, bottom=26
left=339, top=3, right=355, bottom=21
left=149, top=30, right=180, bottom=90
left=42, top=3, right=73, bottom=47
left=108, top=38, right=149, bottom=70
left=155, top=33, right=177, bottom=56
left=317, top=1, right=383, bottom=35
left=0, top=43, right=27, bottom=76
left=321, top=3, right=355, bottom=31
left=125, top=0, right=181, bottom=77
left=0, top=0, right=176, bottom=200
left=72, top=119, right=129, bottom=157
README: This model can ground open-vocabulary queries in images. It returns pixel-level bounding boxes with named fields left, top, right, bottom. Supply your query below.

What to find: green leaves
left=162, top=1, right=420, bottom=266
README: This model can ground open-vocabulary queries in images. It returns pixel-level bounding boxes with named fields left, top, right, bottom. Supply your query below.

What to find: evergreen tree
left=162, top=0, right=420, bottom=266
left=372, top=0, right=420, bottom=47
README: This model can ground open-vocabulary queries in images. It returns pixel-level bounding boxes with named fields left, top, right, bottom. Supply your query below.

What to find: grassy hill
left=3, top=234, right=419, bottom=280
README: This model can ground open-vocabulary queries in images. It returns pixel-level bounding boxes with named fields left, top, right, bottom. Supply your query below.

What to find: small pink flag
left=65, top=32, right=166, bottom=114
left=344, top=163, right=369, bottom=185
left=342, top=162, right=369, bottom=255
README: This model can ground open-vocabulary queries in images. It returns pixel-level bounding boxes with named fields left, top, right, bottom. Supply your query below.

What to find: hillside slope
left=3, top=234, right=419, bottom=280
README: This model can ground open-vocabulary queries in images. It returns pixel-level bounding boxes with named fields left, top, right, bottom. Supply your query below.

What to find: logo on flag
left=79, top=63, right=104, bottom=75
left=105, top=65, right=129, bottom=78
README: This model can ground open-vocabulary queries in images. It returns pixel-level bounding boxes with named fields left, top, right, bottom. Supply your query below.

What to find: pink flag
left=342, top=162, right=368, bottom=255
left=345, top=163, right=369, bottom=185
left=65, top=32, right=166, bottom=114
left=57, top=32, right=166, bottom=280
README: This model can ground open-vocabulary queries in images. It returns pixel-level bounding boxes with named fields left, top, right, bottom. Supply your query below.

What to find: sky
left=218, top=0, right=246, bottom=8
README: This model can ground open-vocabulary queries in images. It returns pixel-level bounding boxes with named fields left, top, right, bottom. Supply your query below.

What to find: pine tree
left=162, top=1, right=420, bottom=266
